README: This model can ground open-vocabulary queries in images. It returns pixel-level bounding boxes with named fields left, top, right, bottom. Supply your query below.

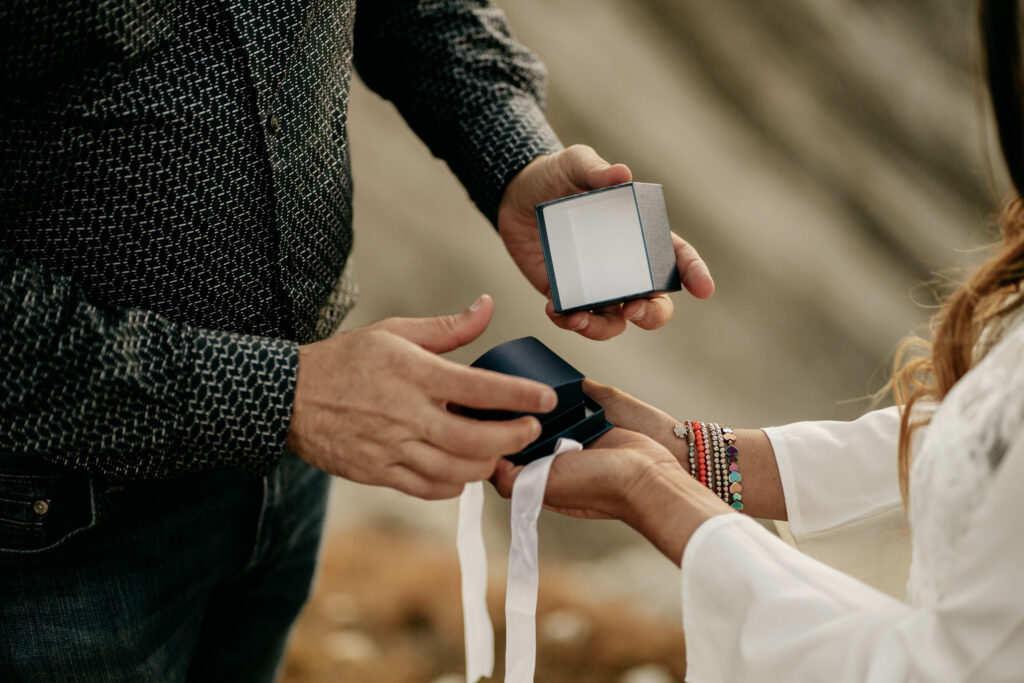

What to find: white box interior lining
left=542, top=186, right=653, bottom=310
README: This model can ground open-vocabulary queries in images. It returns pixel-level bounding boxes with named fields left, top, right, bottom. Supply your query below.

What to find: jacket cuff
left=451, top=92, right=563, bottom=226
left=182, top=327, right=298, bottom=476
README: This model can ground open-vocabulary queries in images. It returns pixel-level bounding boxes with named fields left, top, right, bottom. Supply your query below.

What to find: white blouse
left=681, top=313, right=1024, bottom=682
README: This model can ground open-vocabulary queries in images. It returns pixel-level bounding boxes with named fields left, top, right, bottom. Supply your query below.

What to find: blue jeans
left=0, top=452, right=330, bottom=682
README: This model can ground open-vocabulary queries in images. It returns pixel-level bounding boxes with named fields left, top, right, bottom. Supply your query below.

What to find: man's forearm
left=353, top=0, right=563, bottom=225
left=1, top=254, right=295, bottom=479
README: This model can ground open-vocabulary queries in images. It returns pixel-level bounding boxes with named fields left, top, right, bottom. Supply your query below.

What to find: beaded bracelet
left=673, top=421, right=743, bottom=510
left=693, top=421, right=707, bottom=487
left=709, top=423, right=728, bottom=504
left=705, top=421, right=719, bottom=499
left=672, top=422, right=697, bottom=478
left=723, top=425, right=743, bottom=510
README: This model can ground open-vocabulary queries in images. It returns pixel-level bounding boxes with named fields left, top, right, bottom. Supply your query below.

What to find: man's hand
left=497, top=145, right=715, bottom=340
left=286, top=295, right=557, bottom=500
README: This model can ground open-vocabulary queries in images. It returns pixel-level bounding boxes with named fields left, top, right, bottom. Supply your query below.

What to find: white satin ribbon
left=457, top=481, right=494, bottom=683
left=505, top=438, right=582, bottom=682
left=456, top=438, right=582, bottom=683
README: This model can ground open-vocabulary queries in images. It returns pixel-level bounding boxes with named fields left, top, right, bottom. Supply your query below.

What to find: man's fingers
left=559, top=144, right=633, bottom=191
left=376, top=294, right=494, bottom=353
left=567, top=308, right=627, bottom=340
left=544, top=301, right=628, bottom=340
left=672, top=233, right=714, bottom=299
left=544, top=301, right=582, bottom=331
left=401, top=441, right=501, bottom=484
left=428, top=360, right=557, bottom=414
left=422, top=411, right=543, bottom=460
left=386, top=464, right=466, bottom=501
left=622, top=295, right=674, bottom=331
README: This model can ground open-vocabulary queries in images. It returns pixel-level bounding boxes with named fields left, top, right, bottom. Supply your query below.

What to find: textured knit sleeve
left=353, top=0, right=563, bottom=226
left=764, top=407, right=912, bottom=598
left=0, top=255, right=298, bottom=480
left=679, top=425, right=1024, bottom=683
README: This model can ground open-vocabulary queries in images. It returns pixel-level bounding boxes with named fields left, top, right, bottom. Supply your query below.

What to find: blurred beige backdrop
left=296, top=1, right=1006, bottom=679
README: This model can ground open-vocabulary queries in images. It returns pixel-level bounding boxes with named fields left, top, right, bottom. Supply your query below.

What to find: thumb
left=377, top=294, right=494, bottom=354
left=561, top=145, right=633, bottom=191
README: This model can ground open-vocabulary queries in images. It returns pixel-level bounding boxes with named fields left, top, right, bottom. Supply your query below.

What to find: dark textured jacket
left=0, top=0, right=561, bottom=478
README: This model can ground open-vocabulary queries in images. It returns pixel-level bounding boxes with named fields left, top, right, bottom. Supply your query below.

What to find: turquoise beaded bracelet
left=675, top=421, right=743, bottom=510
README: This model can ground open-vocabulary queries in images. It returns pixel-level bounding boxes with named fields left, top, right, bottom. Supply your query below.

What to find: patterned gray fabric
left=0, top=0, right=562, bottom=479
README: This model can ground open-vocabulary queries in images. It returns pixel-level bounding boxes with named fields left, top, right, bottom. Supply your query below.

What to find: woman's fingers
left=583, top=379, right=652, bottom=428
left=583, top=379, right=680, bottom=456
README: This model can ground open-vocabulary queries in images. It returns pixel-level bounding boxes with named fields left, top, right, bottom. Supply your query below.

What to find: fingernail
left=572, top=314, right=589, bottom=331
left=469, top=295, right=484, bottom=311
left=531, top=418, right=543, bottom=439
left=540, top=389, right=557, bottom=412
left=628, top=302, right=647, bottom=323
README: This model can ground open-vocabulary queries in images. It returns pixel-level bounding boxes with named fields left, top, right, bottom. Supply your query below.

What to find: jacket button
left=33, top=499, right=49, bottom=515
left=267, top=113, right=281, bottom=135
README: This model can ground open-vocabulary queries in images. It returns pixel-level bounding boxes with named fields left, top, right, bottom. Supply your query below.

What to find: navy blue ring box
left=461, top=337, right=612, bottom=465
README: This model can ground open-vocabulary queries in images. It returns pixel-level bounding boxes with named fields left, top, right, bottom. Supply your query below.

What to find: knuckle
left=565, top=143, right=594, bottom=161
left=475, top=457, right=499, bottom=479
left=427, top=457, right=455, bottom=483
left=425, top=482, right=464, bottom=501
left=423, top=418, right=452, bottom=449
left=447, top=428, right=475, bottom=455
left=427, top=314, right=462, bottom=349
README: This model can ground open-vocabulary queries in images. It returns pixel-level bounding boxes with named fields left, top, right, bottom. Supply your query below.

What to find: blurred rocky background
left=285, top=1, right=1005, bottom=681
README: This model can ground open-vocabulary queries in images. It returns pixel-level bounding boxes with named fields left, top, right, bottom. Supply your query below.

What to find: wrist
left=622, top=462, right=727, bottom=566
left=187, top=328, right=297, bottom=475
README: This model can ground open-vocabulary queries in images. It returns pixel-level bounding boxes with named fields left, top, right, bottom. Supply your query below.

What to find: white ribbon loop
left=457, top=481, right=494, bottom=683
left=456, top=438, right=583, bottom=683
left=505, top=438, right=583, bottom=683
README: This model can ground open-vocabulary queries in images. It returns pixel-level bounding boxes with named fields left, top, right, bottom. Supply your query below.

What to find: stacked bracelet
left=673, top=421, right=743, bottom=510
left=693, top=421, right=708, bottom=487
left=723, top=426, right=743, bottom=510
left=711, top=423, right=728, bottom=504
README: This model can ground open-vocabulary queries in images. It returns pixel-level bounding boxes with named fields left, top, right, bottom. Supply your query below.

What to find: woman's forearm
left=622, top=462, right=730, bottom=566
left=727, top=429, right=786, bottom=521
left=659, top=425, right=787, bottom=521
left=618, top=427, right=787, bottom=566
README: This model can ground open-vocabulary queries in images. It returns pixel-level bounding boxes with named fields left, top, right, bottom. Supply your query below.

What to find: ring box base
left=461, top=337, right=612, bottom=465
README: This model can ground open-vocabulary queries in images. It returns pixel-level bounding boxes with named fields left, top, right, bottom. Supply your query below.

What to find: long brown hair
left=892, top=0, right=1024, bottom=501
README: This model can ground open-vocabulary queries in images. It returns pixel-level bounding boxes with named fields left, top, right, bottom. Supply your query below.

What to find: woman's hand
left=492, top=427, right=730, bottom=564
left=584, top=379, right=787, bottom=521
left=492, top=427, right=680, bottom=520
left=583, top=379, right=691, bottom=466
